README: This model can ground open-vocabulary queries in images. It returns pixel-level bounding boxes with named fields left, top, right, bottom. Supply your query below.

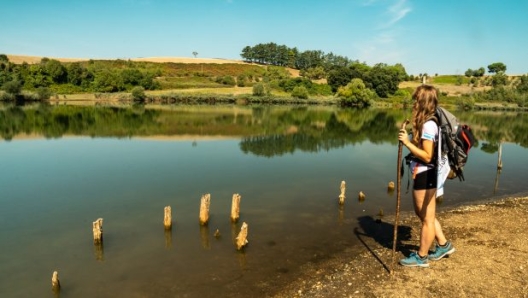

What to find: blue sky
left=1, top=0, right=527, bottom=75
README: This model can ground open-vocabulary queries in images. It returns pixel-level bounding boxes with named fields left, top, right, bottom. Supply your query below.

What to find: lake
left=1, top=104, right=527, bottom=297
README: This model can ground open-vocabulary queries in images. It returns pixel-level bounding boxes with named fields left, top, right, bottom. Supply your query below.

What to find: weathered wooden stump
left=231, top=193, right=241, bottom=223
left=199, top=194, right=211, bottom=226
left=387, top=181, right=395, bottom=192
left=92, top=218, right=103, bottom=244
left=378, top=208, right=384, bottom=217
left=338, top=180, right=346, bottom=205
left=164, top=206, right=172, bottom=229
left=358, top=191, right=366, bottom=201
left=51, top=270, right=60, bottom=292
left=235, top=222, right=249, bottom=250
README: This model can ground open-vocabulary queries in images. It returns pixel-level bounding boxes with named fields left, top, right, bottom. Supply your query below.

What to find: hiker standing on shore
left=397, top=85, right=455, bottom=267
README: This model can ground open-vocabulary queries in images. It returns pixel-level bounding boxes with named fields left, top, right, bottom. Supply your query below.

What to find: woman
left=398, top=85, right=455, bottom=267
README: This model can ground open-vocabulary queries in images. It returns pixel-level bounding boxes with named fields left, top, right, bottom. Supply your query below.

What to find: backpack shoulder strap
left=426, top=115, right=439, bottom=125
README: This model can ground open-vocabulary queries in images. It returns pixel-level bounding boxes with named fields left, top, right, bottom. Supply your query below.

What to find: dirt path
left=274, top=196, right=528, bottom=297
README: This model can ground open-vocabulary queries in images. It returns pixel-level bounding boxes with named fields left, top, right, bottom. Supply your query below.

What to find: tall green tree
left=43, top=59, right=67, bottom=83
left=488, top=62, right=507, bottom=74
left=364, top=63, right=406, bottom=97
left=240, top=46, right=254, bottom=62
left=327, top=66, right=353, bottom=92
left=67, top=62, right=87, bottom=86
left=287, top=48, right=298, bottom=68
left=517, top=75, right=528, bottom=93
left=348, top=61, right=371, bottom=81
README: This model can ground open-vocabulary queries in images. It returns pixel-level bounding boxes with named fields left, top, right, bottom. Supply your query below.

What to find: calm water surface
left=1, top=105, right=527, bottom=297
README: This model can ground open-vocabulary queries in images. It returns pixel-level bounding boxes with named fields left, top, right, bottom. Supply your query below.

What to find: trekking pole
left=391, top=119, right=409, bottom=276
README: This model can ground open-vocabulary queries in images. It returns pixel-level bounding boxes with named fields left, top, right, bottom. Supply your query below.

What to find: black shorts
left=413, top=168, right=437, bottom=190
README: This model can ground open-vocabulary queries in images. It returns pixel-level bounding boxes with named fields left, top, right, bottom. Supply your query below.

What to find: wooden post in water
left=164, top=206, right=172, bottom=229
left=51, top=270, right=60, bottom=292
left=231, top=193, right=241, bottom=223
left=387, top=181, right=395, bottom=192
left=358, top=191, right=366, bottom=202
left=199, top=194, right=211, bottom=226
left=338, top=181, right=346, bottom=205
left=92, top=218, right=103, bottom=244
left=235, top=222, right=249, bottom=250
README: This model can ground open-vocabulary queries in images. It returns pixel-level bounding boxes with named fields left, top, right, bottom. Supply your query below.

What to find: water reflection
left=164, top=228, right=172, bottom=249
left=2, top=104, right=527, bottom=150
left=200, top=225, right=210, bottom=250
left=94, top=242, right=104, bottom=261
left=1, top=104, right=527, bottom=297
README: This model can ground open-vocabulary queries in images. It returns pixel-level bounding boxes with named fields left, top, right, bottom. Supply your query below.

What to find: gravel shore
left=273, top=196, right=528, bottom=298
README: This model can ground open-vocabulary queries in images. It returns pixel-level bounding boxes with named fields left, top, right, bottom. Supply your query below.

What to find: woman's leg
left=434, top=217, right=447, bottom=246
left=413, top=188, right=438, bottom=257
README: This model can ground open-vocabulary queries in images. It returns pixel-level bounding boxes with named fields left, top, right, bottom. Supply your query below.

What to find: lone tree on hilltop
left=488, top=62, right=507, bottom=74
left=192, top=51, right=198, bottom=58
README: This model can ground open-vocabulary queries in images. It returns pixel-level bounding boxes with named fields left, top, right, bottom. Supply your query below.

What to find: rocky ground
left=273, top=196, right=528, bottom=298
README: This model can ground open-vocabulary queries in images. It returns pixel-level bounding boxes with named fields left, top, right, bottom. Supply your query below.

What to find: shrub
left=337, top=78, right=375, bottom=107
left=252, top=82, right=269, bottom=96
left=300, top=66, right=326, bottom=80
left=236, top=74, right=248, bottom=87
left=456, top=95, right=475, bottom=110
left=515, top=94, right=527, bottom=107
left=131, top=86, right=146, bottom=101
left=221, top=75, right=236, bottom=86
left=291, top=86, right=309, bottom=99
left=0, top=91, right=14, bottom=101
left=36, top=87, right=53, bottom=100
left=2, top=80, right=23, bottom=96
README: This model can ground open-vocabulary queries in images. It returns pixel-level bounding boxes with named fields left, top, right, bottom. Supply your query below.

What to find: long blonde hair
left=411, top=85, right=438, bottom=146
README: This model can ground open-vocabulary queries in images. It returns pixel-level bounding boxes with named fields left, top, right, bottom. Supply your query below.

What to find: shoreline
left=273, top=193, right=528, bottom=297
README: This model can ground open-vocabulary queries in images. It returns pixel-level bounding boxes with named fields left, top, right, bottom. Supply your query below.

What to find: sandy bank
left=274, top=195, right=528, bottom=297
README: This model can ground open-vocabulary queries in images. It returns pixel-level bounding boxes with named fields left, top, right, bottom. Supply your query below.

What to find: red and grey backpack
left=433, top=107, right=477, bottom=181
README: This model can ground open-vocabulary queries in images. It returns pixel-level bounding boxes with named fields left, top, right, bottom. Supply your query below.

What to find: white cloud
left=353, top=0, right=412, bottom=64
left=384, top=0, right=411, bottom=28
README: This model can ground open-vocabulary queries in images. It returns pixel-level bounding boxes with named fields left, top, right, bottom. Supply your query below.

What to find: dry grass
left=399, top=81, right=490, bottom=96
left=6, top=54, right=250, bottom=65
left=7, top=55, right=89, bottom=64
left=147, top=87, right=253, bottom=95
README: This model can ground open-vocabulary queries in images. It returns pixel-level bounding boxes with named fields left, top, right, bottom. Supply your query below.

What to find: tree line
left=240, top=43, right=409, bottom=105
left=240, top=42, right=352, bottom=70
left=2, top=49, right=527, bottom=108
left=0, top=54, right=161, bottom=100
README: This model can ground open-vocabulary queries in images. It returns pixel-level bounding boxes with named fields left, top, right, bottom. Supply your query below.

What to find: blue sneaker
left=428, top=241, right=455, bottom=261
left=400, top=252, right=429, bottom=267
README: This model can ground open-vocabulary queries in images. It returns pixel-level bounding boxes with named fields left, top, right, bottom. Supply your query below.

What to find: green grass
left=430, top=75, right=470, bottom=85
left=157, top=77, right=230, bottom=89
